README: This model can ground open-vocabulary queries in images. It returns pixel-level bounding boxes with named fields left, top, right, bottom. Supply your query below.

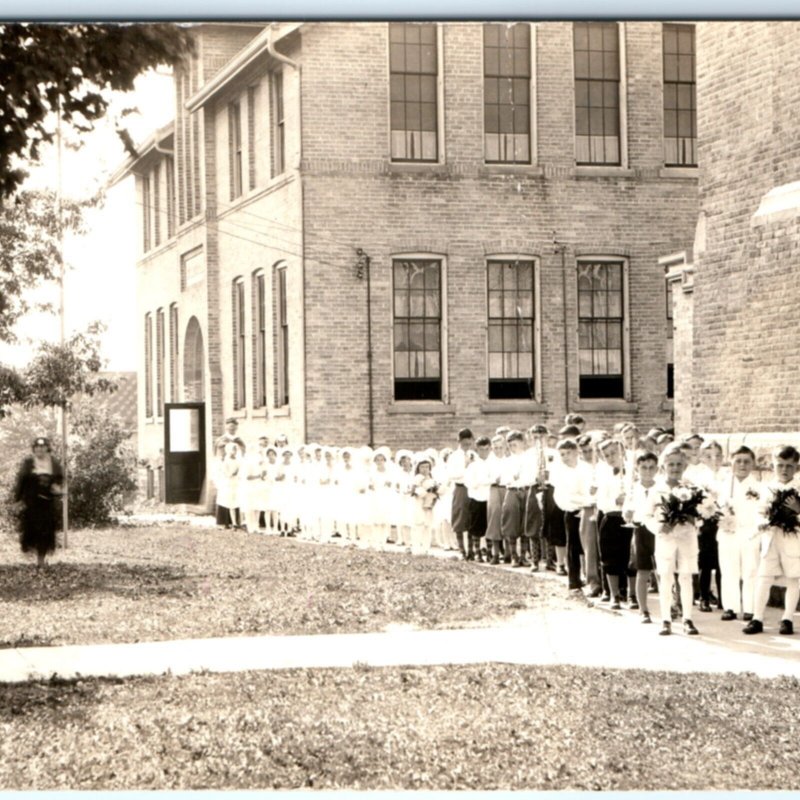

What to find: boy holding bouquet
left=642, top=443, right=718, bottom=636
left=744, top=445, right=800, bottom=635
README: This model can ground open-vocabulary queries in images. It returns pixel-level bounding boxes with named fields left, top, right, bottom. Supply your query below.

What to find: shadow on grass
left=0, top=562, right=194, bottom=603
left=0, top=675, right=121, bottom=721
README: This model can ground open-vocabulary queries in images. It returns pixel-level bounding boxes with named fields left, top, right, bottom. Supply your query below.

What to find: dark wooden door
left=164, top=403, right=206, bottom=504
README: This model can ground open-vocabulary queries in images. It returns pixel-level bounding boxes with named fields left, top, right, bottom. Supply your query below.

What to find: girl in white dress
left=274, top=448, right=296, bottom=536
left=433, top=447, right=454, bottom=550
left=412, top=453, right=439, bottom=555
left=394, top=450, right=416, bottom=548
left=368, top=447, right=396, bottom=550
left=215, top=442, right=242, bottom=529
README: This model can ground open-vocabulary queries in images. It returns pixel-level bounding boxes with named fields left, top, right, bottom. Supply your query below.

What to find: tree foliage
left=0, top=22, right=193, bottom=196
left=0, top=189, right=93, bottom=343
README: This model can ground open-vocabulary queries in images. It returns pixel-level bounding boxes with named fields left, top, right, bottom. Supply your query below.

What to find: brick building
left=667, top=21, right=800, bottom=453
left=123, top=21, right=697, bottom=501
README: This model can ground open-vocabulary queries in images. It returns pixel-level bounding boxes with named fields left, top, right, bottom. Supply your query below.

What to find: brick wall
left=691, top=22, right=800, bottom=433
left=298, top=22, right=697, bottom=448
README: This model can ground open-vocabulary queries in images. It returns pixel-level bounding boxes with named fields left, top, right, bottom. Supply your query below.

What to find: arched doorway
left=183, top=317, right=205, bottom=401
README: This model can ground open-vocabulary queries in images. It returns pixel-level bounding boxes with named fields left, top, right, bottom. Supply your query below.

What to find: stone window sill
left=386, top=402, right=456, bottom=415
left=573, top=166, right=635, bottom=178
left=573, top=399, right=639, bottom=413
left=659, top=167, right=698, bottom=180
left=272, top=406, right=291, bottom=418
left=480, top=401, right=547, bottom=414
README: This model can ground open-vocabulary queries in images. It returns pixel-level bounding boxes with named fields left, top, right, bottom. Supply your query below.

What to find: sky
left=0, top=69, right=175, bottom=372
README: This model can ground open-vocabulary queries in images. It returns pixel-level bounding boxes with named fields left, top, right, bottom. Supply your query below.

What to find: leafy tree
left=0, top=22, right=192, bottom=196
left=0, top=188, right=93, bottom=344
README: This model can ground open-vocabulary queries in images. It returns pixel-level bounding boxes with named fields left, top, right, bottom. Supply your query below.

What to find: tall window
left=578, top=261, right=624, bottom=399
left=247, top=86, right=257, bottom=190
left=393, top=258, right=442, bottom=401
left=169, top=303, right=179, bottom=401
left=253, top=271, right=266, bottom=408
left=663, top=24, right=696, bottom=167
left=153, top=163, right=161, bottom=247
left=271, top=71, right=285, bottom=177
left=484, top=23, right=531, bottom=164
left=574, top=22, right=620, bottom=165
left=389, top=23, right=438, bottom=162
left=156, top=308, right=165, bottom=416
left=144, top=313, right=153, bottom=417
left=487, top=260, right=535, bottom=399
left=229, top=100, right=243, bottom=200
left=165, top=157, right=175, bottom=239
left=142, top=174, right=151, bottom=252
left=276, top=267, right=289, bottom=406
left=232, top=278, right=246, bottom=409
left=666, top=277, right=675, bottom=399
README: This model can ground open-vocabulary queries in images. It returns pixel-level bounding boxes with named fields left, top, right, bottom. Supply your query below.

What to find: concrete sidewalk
left=3, top=601, right=800, bottom=684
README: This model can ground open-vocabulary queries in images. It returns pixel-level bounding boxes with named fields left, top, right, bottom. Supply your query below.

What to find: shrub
left=67, top=405, right=137, bottom=527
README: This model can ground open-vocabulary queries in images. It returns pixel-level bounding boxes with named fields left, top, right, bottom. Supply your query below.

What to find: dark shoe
left=557, top=565, right=567, bottom=576
left=504, top=554, right=512, bottom=564
left=601, top=593, right=611, bottom=604
left=611, top=596, right=621, bottom=611
left=475, top=552, right=485, bottom=563
left=683, top=619, right=699, bottom=635
left=545, top=562, right=556, bottom=571
left=641, top=611, right=652, bottom=624
left=721, top=610, right=737, bottom=621
left=780, top=619, right=794, bottom=636
left=743, top=612, right=754, bottom=622
left=659, top=621, right=671, bottom=636
left=530, top=562, right=539, bottom=572
left=519, top=557, right=531, bottom=568
left=490, top=555, right=500, bottom=565
left=699, top=600, right=712, bottom=613
left=743, top=619, right=763, bottom=635
left=511, top=557, right=522, bottom=568
left=629, top=599, right=640, bottom=610
left=331, top=532, right=342, bottom=539
left=588, top=587, right=602, bottom=598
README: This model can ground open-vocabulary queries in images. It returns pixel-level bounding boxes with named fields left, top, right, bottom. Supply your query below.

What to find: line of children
left=210, top=419, right=800, bottom=638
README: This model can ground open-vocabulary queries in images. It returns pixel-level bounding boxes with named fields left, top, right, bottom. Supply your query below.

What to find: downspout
left=554, top=235, right=570, bottom=416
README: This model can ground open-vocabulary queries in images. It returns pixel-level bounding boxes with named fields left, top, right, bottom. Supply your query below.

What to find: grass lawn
left=0, top=525, right=565, bottom=646
left=1, top=663, right=798, bottom=790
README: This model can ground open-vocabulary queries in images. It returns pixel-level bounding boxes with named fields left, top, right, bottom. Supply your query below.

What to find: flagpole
left=56, top=98, right=69, bottom=548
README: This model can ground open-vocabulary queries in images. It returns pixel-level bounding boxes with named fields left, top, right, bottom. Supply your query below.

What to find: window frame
left=252, top=269, right=267, bottom=409
left=144, top=312, right=153, bottom=419
left=575, top=256, right=631, bottom=401
left=390, top=253, right=448, bottom=403
left=275, top=264, right=289, bottom=407
left=572, top=21, right=628, bottom=168
left=662, top=22, right=697, bottom=168
left=482, top=22, right=535, bottom=166
left=232, top=277, right=246, bottom=410
left=271, top=69, right=285, bottom=177
left=156, top=307, right=165, bottom=417
left=169, top=302, right=179, bottom=402
left=142, top=173, right=151, bottom=253
left=228, top=99, right=243, bottom=200
left=387, top=23, right=445, bottom=165
left=485, top=255, right=541, bottom=402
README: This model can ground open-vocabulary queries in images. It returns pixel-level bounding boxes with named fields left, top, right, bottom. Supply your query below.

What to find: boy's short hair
left=506, top=430, right=525, bottom=444
left=678, top=442, right=693, bottom=453
left=599, top=438, right=620, bottom=453
left=576, top=434, right=593, bottom=448
left=656, top=433, right=674, bottom=445
left=565, top=413, right=585, bottom=426
left=659, top=442, right=687, bottom=466
left=731, top=445, right=755, bottom=460
left=700, top=439, right=723, bottom=453
left=636, top=450, right=658, bottom=466
left=682, top=433, right=704, bottom=445
left=490, top=434, right=505, bottom=445
left=774, top=445, right=800, bottom=463
left=559, top=424, right=581, bottom=437
left=458, top=427, right=474, bottom=441
left=495, top=426, right=511, bottom=436
left=528, top=423, right=549, bottom=435
left=475, top=435, right=492, bottom=447
left=557, top=438, right=578, bottom=451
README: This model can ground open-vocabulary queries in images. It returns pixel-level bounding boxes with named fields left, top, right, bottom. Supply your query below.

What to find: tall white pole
left=56, top=98, right=69, bottom=548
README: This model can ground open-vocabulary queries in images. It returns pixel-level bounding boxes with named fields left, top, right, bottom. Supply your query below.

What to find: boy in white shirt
left=623, top=450, right=659, bottom=623
left=525, top=424, right=550, bottom=571
left=716, top=445, right=761, bottom=621
left=744, top=445, right=800, bottom=635
left=553, top=439, right=594, bottom=594
left=500, top=431, right=529, bottom=567
left=485, top=434, right=508, bottom=564
left=465, top=436, right=493, bottom=562
left=448, top=428, right=475, bottom=560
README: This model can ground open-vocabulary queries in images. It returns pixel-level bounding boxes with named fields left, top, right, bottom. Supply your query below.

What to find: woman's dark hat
left=32, top=437, right=50, bottom=450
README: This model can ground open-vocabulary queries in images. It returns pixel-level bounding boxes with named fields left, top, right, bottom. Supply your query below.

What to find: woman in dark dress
left=13, top=437, right=63, bottom=569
